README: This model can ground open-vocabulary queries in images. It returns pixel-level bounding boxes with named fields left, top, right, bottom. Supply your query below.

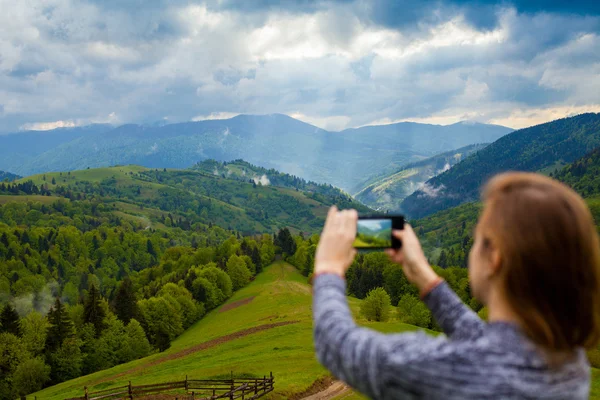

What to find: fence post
left=185, top=375, right=188, bottom=392
left=254, top=378, right=258, bottom=395
left=263, top=376, right=266, bottom=393
left=128, top=380, right=133, bottom=400
left=84, top=386, right=88, bottom=400
left=230, top=381, right=234, bottom=400
left=212, top=388, right=216, bottom=399
left=270, top=372, right=274, bottom=390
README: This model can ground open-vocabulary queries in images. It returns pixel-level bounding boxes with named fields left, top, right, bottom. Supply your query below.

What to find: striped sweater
left=312, top=274, right=590, bottom=399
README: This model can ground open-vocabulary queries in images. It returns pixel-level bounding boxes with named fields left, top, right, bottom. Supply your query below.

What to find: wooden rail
left=65, top=373, right=275, bottom=400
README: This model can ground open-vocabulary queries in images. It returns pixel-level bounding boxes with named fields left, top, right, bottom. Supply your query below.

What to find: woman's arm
left=386, top=225, right=484, bottom=340
left=313, top=273, right=448, bottom=399
left=422, top=281, right=485, bottom=340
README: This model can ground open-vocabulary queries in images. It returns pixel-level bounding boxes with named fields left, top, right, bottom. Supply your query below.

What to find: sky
left=0, top=0, right=599, bottom=133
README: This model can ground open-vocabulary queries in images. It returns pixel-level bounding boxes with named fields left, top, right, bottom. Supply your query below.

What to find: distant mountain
left=0, top=115, right=511, bottom=192
left=402, top=113, right=600, bottom=219
left=354, top=143, right=488, bottom=212
left=0, top=124, right=113, bottom=175
left=0, top=171, right=20, bottom=182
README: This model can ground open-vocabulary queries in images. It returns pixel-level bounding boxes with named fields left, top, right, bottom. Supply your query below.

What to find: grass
left=32, top=263, right=423, bottom=400
left=0, top=195, right=66, bottom=205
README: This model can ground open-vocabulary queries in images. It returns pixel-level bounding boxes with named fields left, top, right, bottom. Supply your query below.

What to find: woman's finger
left=323, top=206, right=338, bottom=231
left=392, top=229, right=404, bottom=239
left=342, top=209, right=358, bottom=236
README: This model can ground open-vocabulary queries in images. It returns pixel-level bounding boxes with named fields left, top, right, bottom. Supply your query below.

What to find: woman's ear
left=488, top=246, right=502, bottom=278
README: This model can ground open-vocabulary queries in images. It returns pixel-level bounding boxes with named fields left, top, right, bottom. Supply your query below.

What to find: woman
left=312, top=173, right=600, bottom=399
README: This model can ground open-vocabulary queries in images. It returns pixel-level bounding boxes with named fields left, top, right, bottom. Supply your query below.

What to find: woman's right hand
left=386, top=224, right=440, bottom=294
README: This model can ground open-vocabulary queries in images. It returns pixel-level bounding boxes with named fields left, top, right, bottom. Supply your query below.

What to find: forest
left=0, top=169, right=305, bottom=400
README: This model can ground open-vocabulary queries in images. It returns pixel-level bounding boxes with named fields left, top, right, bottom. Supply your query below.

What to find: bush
left=360, top=288, right=391, bottom=322
left=226, top=255, right=251, bottom=290
left=397, top=294, right=431, bottom=328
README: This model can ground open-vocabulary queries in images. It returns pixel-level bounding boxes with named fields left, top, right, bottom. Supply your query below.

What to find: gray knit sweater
left=312, top=274, right=590, bottom=399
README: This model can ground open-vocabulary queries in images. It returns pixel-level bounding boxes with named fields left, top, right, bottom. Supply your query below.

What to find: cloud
left=253, top=174, right=270, bottom=186
left=418, top=183, right=446, bottom=198
left=20, top=120, right=77, bottom=131
left=0, top=1, right=599, bottom=133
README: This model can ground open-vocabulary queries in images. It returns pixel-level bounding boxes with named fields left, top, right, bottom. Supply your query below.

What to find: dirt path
left=93, top=320, right=300, bottom=385
left=218, top=296, right=255, bottom=312
left=300, top=381, right=351, bottom=400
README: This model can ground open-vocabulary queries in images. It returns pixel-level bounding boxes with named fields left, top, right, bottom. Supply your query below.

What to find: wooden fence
left=65, top=373, right=275, bottom=400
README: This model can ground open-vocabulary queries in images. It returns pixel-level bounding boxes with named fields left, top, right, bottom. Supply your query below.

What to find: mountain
left=15, top=165, right=369, bottom=235
left=0, top=115, right=511, bottom=192
left=0, top=124, right=113, bottom=174
left=0, top=171, right=20, bottom=182
left=402, top=113, right=600, bottom=219
left=354, top=143, right=488, bottom=212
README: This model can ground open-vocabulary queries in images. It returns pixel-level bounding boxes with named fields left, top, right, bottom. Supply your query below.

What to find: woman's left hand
left=314, top=206, right=358, bottom=278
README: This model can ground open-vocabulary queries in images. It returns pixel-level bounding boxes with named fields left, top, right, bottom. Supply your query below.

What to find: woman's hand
left=314, top=206, right=358, bottom=278
left=386, top=224, right=440, bottom=294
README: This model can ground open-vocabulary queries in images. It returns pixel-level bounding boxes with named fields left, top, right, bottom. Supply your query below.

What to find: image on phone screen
left=353, top=219, right=392, bottom=248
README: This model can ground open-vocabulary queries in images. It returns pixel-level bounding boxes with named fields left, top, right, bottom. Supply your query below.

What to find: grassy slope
left=33, top=263, right=423, bottom=400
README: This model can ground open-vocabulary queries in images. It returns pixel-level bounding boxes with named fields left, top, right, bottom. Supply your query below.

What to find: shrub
left=397, top=294, right=431, bottom=328
left=360, top=287, right=391, bottom=322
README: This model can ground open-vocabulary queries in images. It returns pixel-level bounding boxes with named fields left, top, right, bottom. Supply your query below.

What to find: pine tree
left=112, top=278, right=141, bottom=324
left=0, top=303, right=22, bottom=337
left=83, top=284, right=106, bottom=337
left=46, top=298, right=75, bottom=351
left=146, top=239, right=156, bottom=258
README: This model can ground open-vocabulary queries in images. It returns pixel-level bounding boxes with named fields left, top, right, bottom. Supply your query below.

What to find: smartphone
left=353, top=215, right=405, bottom=250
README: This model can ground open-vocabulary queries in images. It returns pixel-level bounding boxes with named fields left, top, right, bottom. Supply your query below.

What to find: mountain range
left=0, top=114, right=512, bottom=192
left=354, top=143, right=487, bottom=211
left=402, top=113, right=600, bottom=219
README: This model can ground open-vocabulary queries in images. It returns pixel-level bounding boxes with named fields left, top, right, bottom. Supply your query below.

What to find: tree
left=360, top=287, right=391, bottom=322
left=47, top=337, right=82, bottom=384
left=83, top=284, right=107, bottom=337
left=226, top=255, right=251, bottom=290
left=51, top=177, right=56, bottom=185
left=0, top=333, right=30, bottom=400
left=12, top=357, right=50, bottom=397
left=123, top=319, right=152, bottom=361
left=138, top=296, right=183, bottom=345
left=112, top=278, right=141, bottom=324
left=20, top=311, right=49, bottom=356
left=438, top=250, right=448, bottom=268
left=397, top=294, right=431, bottom=328
left=275, top=228, right=296, bottom=255
left=46, top=297, right=75, bottom=351
left=0, top=303, right=22, bottom=337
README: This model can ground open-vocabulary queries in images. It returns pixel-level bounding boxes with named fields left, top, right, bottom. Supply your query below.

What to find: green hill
left=32, top=262, right=424, bottom=400
left=192, top=159, right=355, bottom=202
left=16, top=165, right=369, bottom=235
left=553, top=147, right=600, bottom=198
left=402, top=113, right=600, bottom=219
left=354, top=144, right=487, bottom=212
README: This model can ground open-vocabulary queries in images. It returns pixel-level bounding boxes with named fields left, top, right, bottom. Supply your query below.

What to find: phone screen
left=353, top=218, right=393, bottom=249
